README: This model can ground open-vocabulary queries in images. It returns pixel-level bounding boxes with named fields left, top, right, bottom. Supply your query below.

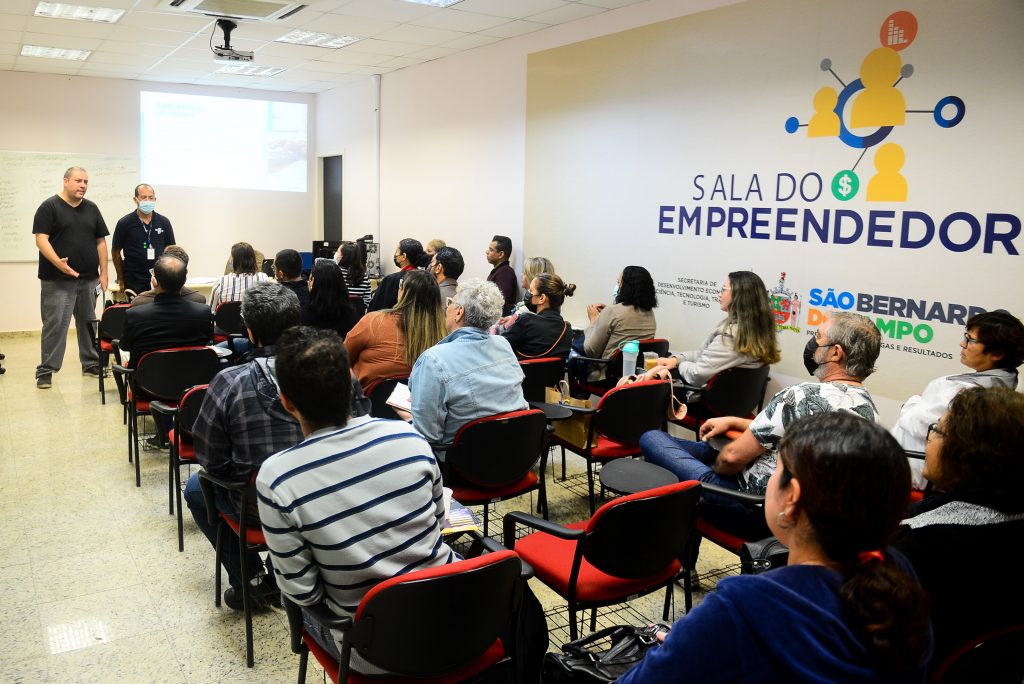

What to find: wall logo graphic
left=784, top=11, right=965, bottom=203
left=770, top=272, right=802, bottom=333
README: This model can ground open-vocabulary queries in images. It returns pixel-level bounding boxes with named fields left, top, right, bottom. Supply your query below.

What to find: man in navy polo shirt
left=111, top=183, right=175, bottom=295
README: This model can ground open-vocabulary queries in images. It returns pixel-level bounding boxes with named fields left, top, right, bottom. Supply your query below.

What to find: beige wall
left=0, top=71, right=315, bottom=332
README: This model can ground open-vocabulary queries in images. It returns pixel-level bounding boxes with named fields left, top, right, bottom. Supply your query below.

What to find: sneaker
left=145, top=435, right=170, bottom=450
left=82, top=366, right=103, bottom=378
left=37, top=374, right=52, bottom=389
left=224, top=575, right=279, bottom=611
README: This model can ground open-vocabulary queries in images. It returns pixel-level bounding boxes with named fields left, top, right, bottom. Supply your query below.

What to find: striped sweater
left=256, top=415, right=455, bottom=656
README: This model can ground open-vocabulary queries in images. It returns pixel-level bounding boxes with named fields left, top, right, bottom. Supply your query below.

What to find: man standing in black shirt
left=111, top=183, right=175, bottom=295
left=32, top=166, right=109, bottom=389
left=485, top=234, right=517, bottom=316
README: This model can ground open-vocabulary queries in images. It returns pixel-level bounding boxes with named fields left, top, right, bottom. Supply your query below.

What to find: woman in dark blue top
left=620, top=412, right=932, bottom=683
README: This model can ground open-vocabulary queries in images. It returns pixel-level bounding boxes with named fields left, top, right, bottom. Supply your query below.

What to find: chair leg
left=134, top=418, right=142, bottom=487
left=239, top=521, right=255, bottom=667
left=168, top=448, right=175, bottom=516
left=174, top=460, right=185, bottom=553
left=560, top=445, right=567, bottom=481
left=99, top=353, right=106, bottom=404
left=568, top=604, right=578, bottom=641
left=214, top=523, right=223, bottom=607
left=589, top=608, right=597, bottom=633
left=298, top=650, right=308, bottom=684
left=663, top=583, right=673, bottom=622
left=482, top=504, right=490, bottom=538
left=586, top=460, right=595, bottom=516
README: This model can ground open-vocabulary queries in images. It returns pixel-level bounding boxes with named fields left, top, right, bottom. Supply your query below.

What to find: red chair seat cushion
left=100, top=340, right=115, bottom=352
left=167, top=430, right=196, bottom=461
left=307, top=631, right=505, bottom=684
left=549, top=433, right=639, bottom=461
left=909, top=489, right=924, bottom=503
left=449, top=472, right=538, bottom=504
left=221, top=514, right=267, bottom=545
left=127, top=389, right=151, bottom=412
left=515, top=521, right=681, bottom=603
left=695, top=518, right=748, bottom=553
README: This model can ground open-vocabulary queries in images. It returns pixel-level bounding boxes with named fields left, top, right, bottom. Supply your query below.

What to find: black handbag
left=739, top=536, right=789, bottom=574
left=542, top=624, right=667, bottom=683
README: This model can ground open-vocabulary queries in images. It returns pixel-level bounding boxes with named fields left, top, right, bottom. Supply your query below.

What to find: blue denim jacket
left=410, top=326, right=527, bottom=448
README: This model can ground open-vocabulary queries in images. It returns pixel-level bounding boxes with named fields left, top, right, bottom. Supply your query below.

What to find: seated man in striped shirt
left=257, top=326, right=456, bottom=675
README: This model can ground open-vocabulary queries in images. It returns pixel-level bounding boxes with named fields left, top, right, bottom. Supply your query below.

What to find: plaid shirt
left=193, top=346, right=370, bottom=510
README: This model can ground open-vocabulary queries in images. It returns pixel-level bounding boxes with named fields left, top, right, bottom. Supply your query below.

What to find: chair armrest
left=477, top=535, right=536, bottom=579
left=111, top=364, right=132, bottom=377
left=282, top=595, right=353, bottom=654
left=196, top=468, right=250, bottom=491
left=503, top=510, right=583, bottom=549
left=149, top=401, right=178, bottom=417
left=573, top=354, right=610, bottom=366
left=699, top=482, right=766, bottom=506
left=904, top=449, right=925, bottom=460
left=302, top=600, right=354, bottom=632
left=563, top=404, right=596, bottom=415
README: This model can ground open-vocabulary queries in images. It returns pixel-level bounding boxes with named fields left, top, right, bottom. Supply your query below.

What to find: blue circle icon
left=933, top=95, right=965, bottom=128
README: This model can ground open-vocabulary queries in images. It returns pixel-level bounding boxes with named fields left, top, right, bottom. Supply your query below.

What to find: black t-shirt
left=111, top=211, right=176, bottom=285
left=33, top=195, right=109, bottom=281
left=279, top=279, right=310, bottom=307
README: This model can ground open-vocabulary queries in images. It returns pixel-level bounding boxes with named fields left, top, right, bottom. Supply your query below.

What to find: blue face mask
left=138, top=201, right=156, bottom=214
left=612, top=284, right=619, bottom=301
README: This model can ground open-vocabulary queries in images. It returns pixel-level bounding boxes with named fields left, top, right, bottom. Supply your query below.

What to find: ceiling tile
left=405, top=45, right=459, bottom=61
left=410, top=9, right=507, bottom=32
left=578, top=0, right=646, bottom=8
left=455, top=0, right=566, bottom=20
left=302, top=13, right=398, bottom=38
left=378, top=55, right=425, bottom=69
left=98, top=40, right=176, bottom=57
left=87, top=50, right=157, bottom=66
left=346, top=38, right=423, bottom=56
left=0, top=42, right=21, bottom=56
left=334, top=0, right=439, bottom=23
left=104, top=25, right=195, bottom=46
left=21, top=31, right=103, bottom=50
left=373, top=24, right=466, bottom=46
left=116, top=11, right=215, bottom=33
left=25, top=16, right=115, bottom=39
left=480, top=19, right=550, bottom=38
left=527, top=3, right=605, bottom=23
left=440, top=32, right=501, bottom=50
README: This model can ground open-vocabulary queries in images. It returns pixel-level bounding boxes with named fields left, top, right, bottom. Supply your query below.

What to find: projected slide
left=140, top=91, right=307, bottom=192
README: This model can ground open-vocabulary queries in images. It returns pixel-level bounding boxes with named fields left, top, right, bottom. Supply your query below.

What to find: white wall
left=0, top=70, right=315, bottom=332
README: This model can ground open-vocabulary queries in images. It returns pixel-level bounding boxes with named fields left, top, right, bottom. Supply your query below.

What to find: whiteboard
left=0, top=151, right=138, bottom=263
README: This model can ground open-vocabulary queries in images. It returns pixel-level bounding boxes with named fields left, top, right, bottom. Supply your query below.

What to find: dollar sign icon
left=831, top=170, right=860, bottom=201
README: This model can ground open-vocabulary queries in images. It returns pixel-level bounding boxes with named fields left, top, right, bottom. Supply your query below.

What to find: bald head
left=153, top=254, right=187, bottom=293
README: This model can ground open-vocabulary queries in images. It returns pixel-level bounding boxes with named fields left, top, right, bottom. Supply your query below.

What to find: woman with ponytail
left=619, top=412, right=932, bottom=683
left=500, top=272, right=575, bottom=360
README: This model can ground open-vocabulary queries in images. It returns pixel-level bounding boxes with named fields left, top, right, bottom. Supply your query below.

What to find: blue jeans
left=639, top=430, right=770, bottom=541
left=183, top=472, right=267, bottom=589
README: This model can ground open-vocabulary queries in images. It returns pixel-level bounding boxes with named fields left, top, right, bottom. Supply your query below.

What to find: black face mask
left=393, top=256, right=403, bottom=268
left=803, top=337, right=824, bottom=376
left=523, top=293, right=538, bottom=313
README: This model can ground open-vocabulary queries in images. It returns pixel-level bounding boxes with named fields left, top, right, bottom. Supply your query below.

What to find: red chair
left=90, top=303, right=129, bottom=406
left=113, top=347, right=221, bottom=487
left=363, top=374, right=410, bottom=420
left=505, top=480, right=701, bottom=639
left=551, top=379, right=671, bottom=514
left=197, top=469, right=270, bottom=668
left=284, top=550, right=524, bottom=683
left=519, top=357, right=566, bottom=403
left=671, top=364, right=770, bottom=434
left=444, top=409, right=549, bottom=536
left=151, top=385, right=208, bottom=551
left=571, top=337, right=670, bottom=398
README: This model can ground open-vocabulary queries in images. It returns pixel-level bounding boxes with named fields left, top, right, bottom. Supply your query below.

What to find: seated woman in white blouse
left=210, top=241, right=269, bottom=311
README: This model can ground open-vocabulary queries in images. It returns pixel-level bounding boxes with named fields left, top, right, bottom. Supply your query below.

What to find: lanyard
left=139, top=216, right=154, bottom=249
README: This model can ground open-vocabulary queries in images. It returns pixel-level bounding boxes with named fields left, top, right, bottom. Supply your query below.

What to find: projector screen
left=140, top=91, right=307, bottom=192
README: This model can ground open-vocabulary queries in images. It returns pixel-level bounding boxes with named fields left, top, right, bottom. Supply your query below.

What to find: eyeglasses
left=446, top=296, right=461, bottom=309
left=963, top=332, right=981, bottom=345
left=721, top=285, right=731, bottom=292
left=926, top=423, right=945, bottom=441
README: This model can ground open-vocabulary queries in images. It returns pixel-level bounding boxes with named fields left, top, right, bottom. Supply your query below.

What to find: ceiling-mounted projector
left=212, top=18, right=254, bottom=62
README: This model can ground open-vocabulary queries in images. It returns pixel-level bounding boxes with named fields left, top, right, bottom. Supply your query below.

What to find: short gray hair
left=825, top=312, right=881, bottom=380
left=241, top=281, right=300, bottom=346
left=454, top=278, right=504, bottom=330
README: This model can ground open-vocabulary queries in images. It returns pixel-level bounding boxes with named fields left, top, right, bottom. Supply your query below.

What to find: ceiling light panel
left=20, top=44, right=91, bottom=60
left=34, top=2, right=125, bottom=23
left=398, top=0, right=464, bottom=7
left=275, top=30, right=359, bottom=49
left=215, top=63, right=285, bottom=76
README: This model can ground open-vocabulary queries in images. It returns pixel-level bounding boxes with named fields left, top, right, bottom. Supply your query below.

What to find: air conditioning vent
left=155, top=0, right=307, bottom=21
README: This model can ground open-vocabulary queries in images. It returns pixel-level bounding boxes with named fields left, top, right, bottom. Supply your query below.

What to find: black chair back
left=933, top=624, right=1024, bottom=684
left=519, top=357, right=566, bottom=403
left=348, top=551, right=522, bottom=677
left=134, top=347, right=222, bottom=402
left=593, top=380, right=671, bottom=445
left=99, top=304, right=129, bottom=342
left=583, top=480, right=700, bottom=580
left=364, top=375, right=410, bottom=420
left=214, top=301, right=244, bottom=336
left=446, top=410, right=547, bottom=488
left=178, top=386, right=208, bottom=438
left=700, top=364, right=771, bottom=418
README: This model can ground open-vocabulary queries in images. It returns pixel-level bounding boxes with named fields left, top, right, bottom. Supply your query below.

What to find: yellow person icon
left=808, top=87, right=840, bottom=137
left=851, top=47, right=906, bottom=128
left=867, top=142, right=908, bottom=201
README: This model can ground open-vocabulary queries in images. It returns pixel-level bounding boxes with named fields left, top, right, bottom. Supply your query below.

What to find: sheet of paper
left=386, top=382, right=412, bottom=411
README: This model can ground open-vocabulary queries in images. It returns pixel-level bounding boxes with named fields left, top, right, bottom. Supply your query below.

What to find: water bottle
left=622, top=340, right=640, bottom=379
